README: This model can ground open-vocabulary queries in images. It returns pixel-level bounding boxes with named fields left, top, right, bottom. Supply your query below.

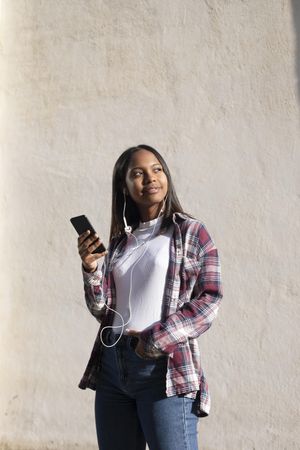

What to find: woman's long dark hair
left=109, top=144, right=190, bottom=241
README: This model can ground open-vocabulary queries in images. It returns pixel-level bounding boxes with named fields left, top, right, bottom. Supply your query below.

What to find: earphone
left=123, top=191, right=132, bottom=235
left=99, top=193, right=167, bottom=348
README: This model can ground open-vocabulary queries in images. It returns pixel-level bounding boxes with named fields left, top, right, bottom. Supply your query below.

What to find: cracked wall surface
left=1, top=1, right=300, bottom=448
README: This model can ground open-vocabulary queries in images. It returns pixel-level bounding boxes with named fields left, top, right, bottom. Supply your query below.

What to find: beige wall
left=1, top=1, right=300, bottom=448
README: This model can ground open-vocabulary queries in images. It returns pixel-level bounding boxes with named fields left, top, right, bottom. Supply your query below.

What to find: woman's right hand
left=77, top=230, right=108, bottom=273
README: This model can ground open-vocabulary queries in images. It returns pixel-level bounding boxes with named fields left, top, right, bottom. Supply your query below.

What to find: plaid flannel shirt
left=78, top=212, right=223, bottom=417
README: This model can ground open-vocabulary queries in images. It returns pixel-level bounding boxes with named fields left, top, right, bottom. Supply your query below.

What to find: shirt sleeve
left=139, top=223, right=223, bottom=355
left=82, top=262, right=107, bottom=323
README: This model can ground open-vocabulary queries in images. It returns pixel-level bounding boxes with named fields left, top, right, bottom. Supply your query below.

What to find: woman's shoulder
left=173, top=212, right=205, bottom=231
left=173, top=212, right=216, bottom=252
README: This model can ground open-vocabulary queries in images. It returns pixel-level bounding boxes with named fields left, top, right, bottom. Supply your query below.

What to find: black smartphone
left=70, top=215, right=106, bottom=254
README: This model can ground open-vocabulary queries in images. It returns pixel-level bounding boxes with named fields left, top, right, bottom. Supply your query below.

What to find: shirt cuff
left=81, top=263, right=100, bottom=282
left=140, top=327, right=178, bottom=355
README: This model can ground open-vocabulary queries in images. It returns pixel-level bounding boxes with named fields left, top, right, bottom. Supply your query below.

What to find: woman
left=77, top=145, right=223, bottom=450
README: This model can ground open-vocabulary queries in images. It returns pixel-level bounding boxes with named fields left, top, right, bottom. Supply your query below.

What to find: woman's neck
left=138, top=203, right=164, bottom=222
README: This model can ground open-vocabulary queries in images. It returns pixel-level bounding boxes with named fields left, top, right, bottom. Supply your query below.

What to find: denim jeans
left=94, top=329, right=199, bottom=450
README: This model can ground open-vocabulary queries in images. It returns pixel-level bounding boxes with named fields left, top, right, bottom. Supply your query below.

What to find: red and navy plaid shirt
left=79, top=213, right=223, bottom=417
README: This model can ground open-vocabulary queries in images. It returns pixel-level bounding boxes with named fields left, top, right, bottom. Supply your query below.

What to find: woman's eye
left=132, top=167, right=162, bottom=177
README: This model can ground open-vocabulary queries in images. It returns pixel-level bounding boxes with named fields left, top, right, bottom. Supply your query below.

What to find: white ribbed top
left=111, top=216, right=173, bottom=333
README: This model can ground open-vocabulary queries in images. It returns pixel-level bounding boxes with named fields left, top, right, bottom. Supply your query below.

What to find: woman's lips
left=142, top=187, right=160, bottom=194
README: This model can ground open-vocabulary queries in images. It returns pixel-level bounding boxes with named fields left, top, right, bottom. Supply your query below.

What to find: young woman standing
left=76, top=145, right=223, bottom=450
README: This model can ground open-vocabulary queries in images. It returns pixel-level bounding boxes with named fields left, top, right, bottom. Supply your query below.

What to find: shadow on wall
left=292, top=0, right=300, bottom=104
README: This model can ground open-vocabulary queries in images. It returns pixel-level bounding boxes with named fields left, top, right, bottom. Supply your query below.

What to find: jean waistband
left=102, top=328, right=138, bottom=348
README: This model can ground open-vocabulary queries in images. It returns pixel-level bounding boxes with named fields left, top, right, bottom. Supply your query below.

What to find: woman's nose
left=144, top=171, right=156, bottom=183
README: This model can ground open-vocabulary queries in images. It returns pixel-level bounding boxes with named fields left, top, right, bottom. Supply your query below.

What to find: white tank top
left=112, top=215, right=173, bottom=333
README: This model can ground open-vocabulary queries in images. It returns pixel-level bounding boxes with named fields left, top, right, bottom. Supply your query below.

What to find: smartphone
left=70, top=215, right=106, bottom=254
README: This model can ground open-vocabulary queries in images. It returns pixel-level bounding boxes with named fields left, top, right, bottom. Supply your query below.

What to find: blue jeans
left=95, top=330, right=199, bottom=450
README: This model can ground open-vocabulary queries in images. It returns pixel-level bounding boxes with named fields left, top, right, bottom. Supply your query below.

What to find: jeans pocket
left=129, top=336, right=139, bottom=351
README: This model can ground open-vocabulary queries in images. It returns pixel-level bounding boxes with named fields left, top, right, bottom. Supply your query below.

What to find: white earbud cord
left=99, top=200, right=166, bottom=348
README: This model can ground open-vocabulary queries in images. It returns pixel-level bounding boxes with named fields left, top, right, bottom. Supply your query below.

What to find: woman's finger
left=126, top=329, right=141, bottom=337
left=79, top=245, right=104, bottom=259
left=91, top=249, right=108, bottom=258
left=78, top=234, right=100, bottom=253
left=79, top=243, right=107, bottom=261
left=134, top=340, right=150, bottom=359
left=78, top=230, right=91, bottom=246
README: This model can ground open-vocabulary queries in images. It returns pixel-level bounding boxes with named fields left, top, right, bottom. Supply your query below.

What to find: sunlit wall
left=1, top=1, right=300, bottom=448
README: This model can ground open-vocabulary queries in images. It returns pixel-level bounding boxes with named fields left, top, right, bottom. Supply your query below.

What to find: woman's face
left=125, top=149, right=168, bottom=219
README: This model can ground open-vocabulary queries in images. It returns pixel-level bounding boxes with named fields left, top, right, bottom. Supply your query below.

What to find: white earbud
left=123, top=191, right=132, bottom=234
left=124, top=224, right=132, bottom=235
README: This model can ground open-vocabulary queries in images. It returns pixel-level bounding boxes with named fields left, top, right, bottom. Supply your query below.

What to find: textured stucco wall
left=1, top=1, right=300, bottom=449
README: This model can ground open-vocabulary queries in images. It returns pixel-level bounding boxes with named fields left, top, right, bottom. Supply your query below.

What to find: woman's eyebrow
left=130, top=163, right=161, bottom=170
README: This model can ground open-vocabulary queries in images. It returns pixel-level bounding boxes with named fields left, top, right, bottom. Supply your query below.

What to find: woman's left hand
left=126, top=329, right=166, bottom=359
left=126, top=329, right=148, bottom=358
